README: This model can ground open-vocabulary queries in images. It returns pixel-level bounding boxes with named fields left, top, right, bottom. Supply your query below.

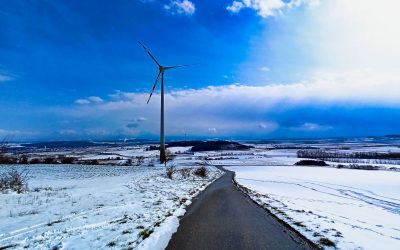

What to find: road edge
left=225, top=167, right=321, bottom=250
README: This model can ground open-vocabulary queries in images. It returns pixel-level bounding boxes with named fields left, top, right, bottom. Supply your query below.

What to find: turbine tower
left=139, top=42, right=190, bottom=163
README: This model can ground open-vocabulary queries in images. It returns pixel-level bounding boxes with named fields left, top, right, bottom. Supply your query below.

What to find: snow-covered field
left=228, top=165, right=400, bottom=249
left=192, top=140, right=400, bottom=249
left=0, top=163, right=222, bottom=249
left=2, top=138, right=400, bottom=249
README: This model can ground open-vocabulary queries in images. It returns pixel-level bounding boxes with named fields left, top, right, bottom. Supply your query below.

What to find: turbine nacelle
left=139, top=41, right=195, bottom=104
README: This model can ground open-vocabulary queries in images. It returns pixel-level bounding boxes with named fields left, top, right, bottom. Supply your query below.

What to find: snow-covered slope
left=0, top=164, right=222, bottom=249
left=229, top=165, right=400, bottom=249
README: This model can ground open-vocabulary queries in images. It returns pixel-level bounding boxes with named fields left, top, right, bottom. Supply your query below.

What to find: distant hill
left=146, top=141, right=253, bottom=152
left=191, top=141, right=253, bottom=152
left=166, top=140, right=253, bottom=152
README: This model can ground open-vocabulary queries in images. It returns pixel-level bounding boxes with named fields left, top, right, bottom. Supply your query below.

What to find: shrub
left=124, top=158, right=133, bottom=166
left=0, top=140, right=17, bottom=164
left=43, top=157, right=58, bottom=164
left=179, top=168, right=191, bottom=178
left=87, top=159, right=99, bottom=165
left=60, top=157, right=75, bottom=164
left=0, top=169, right=29, bottom=193
left=166, top=165, right=175, bottom=179
left=294, top=160, right=328, bottom=166
left=0, top=155, right=17, bottom=164
left=19, top=155, right=29, bottom=164
left=194, top=166, right=208, bottom=177
left=29, top=158, right=41, bottom=164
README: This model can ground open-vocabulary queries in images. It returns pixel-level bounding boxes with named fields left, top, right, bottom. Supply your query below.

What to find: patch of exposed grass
left=106, top=241, right=117, bottom=247
left=334, top=231, right=343, bottom=238
left=47, top=219, right=64, bottom=226
left=122, top=229, right=132, bottom=235
left=319, top=237, right=336, bottom=247
left=138, top=229, right=154, bottom=240
left=293, top=221, right=306, bottom=228
left=313, top=232, right=322, bottom=237
left=180, top=197, right=188, bottom=204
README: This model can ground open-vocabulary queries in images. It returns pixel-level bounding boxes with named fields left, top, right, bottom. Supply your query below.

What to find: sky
left=1, top=0, right=400, bottom=141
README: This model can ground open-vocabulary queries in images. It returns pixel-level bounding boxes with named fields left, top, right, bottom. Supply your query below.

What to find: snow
left=228, top=165, right=400, bottom=249
left=3, top=139, right=400, bottom=249
left=0, top=163, right=222, bottom=249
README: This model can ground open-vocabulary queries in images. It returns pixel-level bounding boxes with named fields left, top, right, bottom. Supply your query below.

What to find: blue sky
left=1, top=0, right=400, bottom=141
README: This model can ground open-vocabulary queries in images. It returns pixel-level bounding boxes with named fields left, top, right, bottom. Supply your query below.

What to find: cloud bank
left=51, top=69, right=400, bottom=139
left=227, top=0, right=319, bottom=18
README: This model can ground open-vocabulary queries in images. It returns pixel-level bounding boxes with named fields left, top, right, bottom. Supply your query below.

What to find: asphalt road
left=166, top=168, right=317, bottom=250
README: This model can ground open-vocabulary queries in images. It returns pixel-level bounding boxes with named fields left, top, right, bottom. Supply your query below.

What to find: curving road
left=166, top=168, right=318, bottom=250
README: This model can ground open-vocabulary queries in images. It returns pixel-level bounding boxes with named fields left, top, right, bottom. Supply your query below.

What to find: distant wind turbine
left=139, top=42, right=194, bottom=163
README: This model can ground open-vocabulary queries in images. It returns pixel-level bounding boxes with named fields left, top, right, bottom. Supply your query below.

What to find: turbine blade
left=147, top=71, right=161, bottom=104
left=138, top=41, right=161, bottom=67
left=164, top=63, right=199, bottom=70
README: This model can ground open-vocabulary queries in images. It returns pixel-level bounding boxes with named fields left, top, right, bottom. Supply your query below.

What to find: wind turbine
left=139, top=42, right=191, bottom=163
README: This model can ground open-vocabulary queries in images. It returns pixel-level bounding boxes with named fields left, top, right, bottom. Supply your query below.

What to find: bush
left=19, top=155, right=29, bottom=164
left=194, top=166, right=208, bottom=177
left=179, top=168, right=191, bottom=178
left=124, top=158, right=133, bottom=166
left=87, top=159, right=99, bottom=165
left=0, top=155, right=17, bottom=164
left=294, top=160, right=328, bottom=166
left=60, top=157, right=75, bottom=164
left=43, top=157, right=58, bottom=164
left=166, top=165, right=175, bottom=179
left=0, top=169, right=29, bottom=193
left=29, top=158, right=41, bottom=164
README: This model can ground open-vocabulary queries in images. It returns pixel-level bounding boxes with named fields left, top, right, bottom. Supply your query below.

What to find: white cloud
left=312, top=0, right=400, bottom=72
left=164, top=0, right=195, bottom=15
left=88, top=96, right=104, bottom=103
left=287, top=0, right=320, bottom=9
left=291, top=123, right=332, bottom=131
left=75, top=99, right=90, bottom=105
left=260, top=66, right=270, bottom=72
left=226, top=1, right=245, bottom=13
left=0, top=73, right=14, bottom=82
left=65, top=69, right=400, bottom=137
left=226, top=0, right=319, bottom=18
left=136, top=117, right=147, bottom=122
left=75, top=96, right=104, bottom=105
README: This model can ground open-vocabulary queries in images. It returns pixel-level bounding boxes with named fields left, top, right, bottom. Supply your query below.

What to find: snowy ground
left=2, top=139, right=400, bottom=249
left=188, top=141, right=400, bottom=249
left=228, top=165, right=400, bottom=249
left=0, top=162, right=222, bottom=249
